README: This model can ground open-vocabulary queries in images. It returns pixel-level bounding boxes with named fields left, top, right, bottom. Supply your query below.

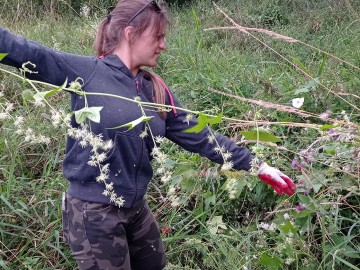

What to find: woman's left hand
left=257, top=163, right=296, bottom=195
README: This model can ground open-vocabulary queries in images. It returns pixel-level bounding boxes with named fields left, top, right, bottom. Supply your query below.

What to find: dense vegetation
left=0, top=0, right=359, bottom=269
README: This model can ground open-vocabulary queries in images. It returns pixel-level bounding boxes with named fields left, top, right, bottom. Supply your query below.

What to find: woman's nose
left=159, top=37, right=167, bottom=50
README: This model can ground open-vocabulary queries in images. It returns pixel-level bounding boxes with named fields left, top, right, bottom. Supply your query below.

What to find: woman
left=0, top=0, right=295, bottom=269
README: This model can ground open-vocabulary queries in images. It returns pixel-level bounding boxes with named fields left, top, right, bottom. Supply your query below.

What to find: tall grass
left=1, top=0, right=359, bottom=269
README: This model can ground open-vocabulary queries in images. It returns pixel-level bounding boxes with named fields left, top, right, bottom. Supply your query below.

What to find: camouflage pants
left=62, top=192, right=166, bottom=270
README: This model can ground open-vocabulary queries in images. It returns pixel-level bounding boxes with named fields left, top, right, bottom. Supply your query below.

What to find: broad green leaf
left=184, top=112, right=223, bottom=133
left=33, top=79, right=67, bottom=101
left=74, top=106, right=103, bottom=124
left=278, top=220, right=298, bottom=234
left=323, top=145, right=336, bottom=155
left=259, top=253, right=283, bottom=270
left=0, top=53, right=8, bottom=61
left=292, top=209, right=313, bottom=218
left=184, top=113, right=208, bottom=133
left=294, top=78, right=319, bottom=95
left=207, top=216, right=227, bottom=235
left=320, top=124, right=335, bottom=131
left=207, top=112, right=223, bottom=125
left=22, top=89, right=35, bottom=104
left=297, top=194, right=311, bottom=204
left=109, top=116, right=153, bottom=130
left=240, top=129, right=282, bottom=143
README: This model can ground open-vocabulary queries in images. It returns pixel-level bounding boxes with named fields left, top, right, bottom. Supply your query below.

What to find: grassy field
left=0, top=0, right=359, bottom=269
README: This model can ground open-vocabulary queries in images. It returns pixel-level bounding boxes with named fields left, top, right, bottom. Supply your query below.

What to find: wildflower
left=33, top=99, right=46, bottom=107
left=207, top=133, right=215, bottom=144
left=80, top=4, right=91, bottom=17
left=214, top=145, right=225, bottom=154
left=284, top=213, right=290, bottom=220
left=341, top=110, right=350, bottom=123
left=170, top=196, right=180, bottom=207
left=97, top=152, right=107, bottom=163
left=291, top=159, right=302, bottom=170
left=155, top=136, right=165, bottom=144
left=0, top=112, right=9, bottom=120
left=105, top=182, right=114, bottom=191
left=285, top=258, right=295, bottom=266
left=102, top=140, right=114, bottom=151
left=319, top=109, right=332, bottom=120
left=156, top=167, right=165, bottom=175
left=168, top=185, right=176, bottom=195
left=221, top=161, right=233, bottom=171
left=295, top=203, right=307, bottom=213
left=69, top=78, right=83, bottom=91
left=101, top=164, right=110, bottom=175
left=80, top=140, right=88, bottom=148
left=328, top=129, right=339, bottom=140
left=160, top=171, right=172, bottom=184
left=139, top=129, right=148, bottom=138
left=223, top=151, right=233, bottom=161
left=291, top=97, right=304, bottom=108
left=51, top=111, right=62, bottom=127
left=258, top=222, right=277, bottom=231
left=14, top=116, right=24, bottom=127
left=225, top=178, right=238, bottom=199
left=5, top=102, right=14, bottom=112
left=96, top=172, right=109, bottom=183
left=87, top=159, right=97, bottom=167
left=183, top=114, right=193, bottom=125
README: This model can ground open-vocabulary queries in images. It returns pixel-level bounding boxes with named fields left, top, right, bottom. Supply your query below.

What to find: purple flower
left=328, top=129, right=339, bottom=140
left=291, top=159, right=302, bottom=170
left=296, top=203, right=307, bottom=213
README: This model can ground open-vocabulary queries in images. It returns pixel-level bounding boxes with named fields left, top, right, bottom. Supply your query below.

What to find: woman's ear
left=124, top=26, right=135, bottom=43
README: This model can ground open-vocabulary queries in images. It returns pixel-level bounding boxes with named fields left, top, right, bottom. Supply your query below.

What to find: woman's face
left=130, top=24, right=167, bottom=69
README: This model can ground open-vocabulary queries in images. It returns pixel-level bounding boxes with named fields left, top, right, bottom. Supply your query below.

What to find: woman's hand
left=257, top=163, right=296, bottom=195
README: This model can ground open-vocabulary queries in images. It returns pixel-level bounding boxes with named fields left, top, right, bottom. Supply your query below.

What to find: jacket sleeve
left=0, top=27, right=96, bottom=86
left=165, top=93, right=254, bottom=171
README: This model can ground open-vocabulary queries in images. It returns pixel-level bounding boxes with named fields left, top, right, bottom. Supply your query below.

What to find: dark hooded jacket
left=0, top=27, right=253, bottom=208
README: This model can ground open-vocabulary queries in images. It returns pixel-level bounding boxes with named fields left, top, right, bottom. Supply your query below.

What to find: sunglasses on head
left=128, top=1, right=161, bottom=24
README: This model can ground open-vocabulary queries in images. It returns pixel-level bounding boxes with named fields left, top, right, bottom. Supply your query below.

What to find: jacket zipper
left=135, top=79, right=140, bottom=96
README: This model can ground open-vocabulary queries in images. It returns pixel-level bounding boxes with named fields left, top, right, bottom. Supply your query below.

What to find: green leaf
left=323, top=145, right=336, bottom=155
left=109, top=116, right=153, bottom=130
left=320, top=124, right=336, bottom=131
left=203, top=191, right=216, bottom=211
left=74, top=106, right=103, bottom=124
left=207, top=112, right=223, bottom=125
left=259, top=253, right=283, bottom=270
left=207, top=216, right=227, bottom=235
left=292, top=209, right=313, bottom=218
left=317, top=54, right=327, bottom=77
left=21, top=89, right=35, bottom=106
left=294, top=78, right=319, bottom=95
left=0, top=53, right=8, bottom=61
left=291, top=56, right=313, bottom=76
left=334, top=256, right=360, bottom=270
left=33, top=79, right=67, bottom=101
left=278, top=220, right=298, bottom=234
left=240, top=129, right=282, bottom=143
left=184, top=113, right=208, bottom=133
left=221, top=178, right=248, bottom=199
left=184, top=112, right=223, bottom=133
